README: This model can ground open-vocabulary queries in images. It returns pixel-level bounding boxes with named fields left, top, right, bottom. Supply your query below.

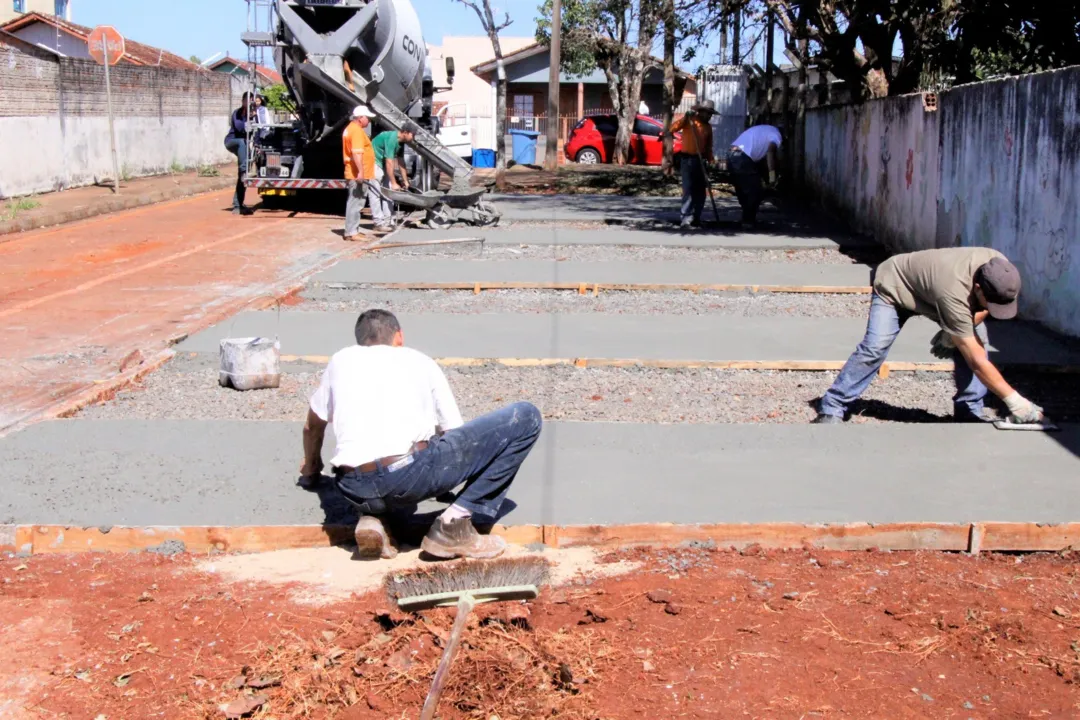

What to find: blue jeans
left=335, top=402, right=542, bottom=522
left=819, top=293, right=988, bottom=420
left=680, top=154, right=706, bottom=224
left=224, top=136, right=247, bottom=210
left=729, top=150, right=763, bottom=223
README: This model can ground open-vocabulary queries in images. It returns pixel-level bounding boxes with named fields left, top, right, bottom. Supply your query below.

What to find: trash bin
left=509, top=129, right=541, bottom=165
left=472, top=148, right=495, bottom=168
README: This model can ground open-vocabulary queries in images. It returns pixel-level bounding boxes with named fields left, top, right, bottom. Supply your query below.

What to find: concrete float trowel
left=993, top=415, right=1061, bottom=432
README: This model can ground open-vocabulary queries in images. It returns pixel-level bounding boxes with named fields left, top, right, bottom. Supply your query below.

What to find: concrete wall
left=0, top=44, right=233, bottom=198
left=804, top=66, right=1080, bottom=337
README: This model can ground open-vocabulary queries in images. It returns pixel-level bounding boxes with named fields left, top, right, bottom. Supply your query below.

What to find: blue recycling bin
left=472, top=148, right=495, bottom=168
left=509, top=129, right=540, bottom=165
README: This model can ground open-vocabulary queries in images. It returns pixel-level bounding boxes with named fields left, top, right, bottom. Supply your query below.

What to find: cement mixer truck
left=241, top=0, right=498, bottom=226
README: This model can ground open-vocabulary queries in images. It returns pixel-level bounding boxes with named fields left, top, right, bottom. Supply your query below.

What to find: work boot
left=811, top=413, right=844, bottom=424
left=373, top=224, right=395, bottom=233
left=421, top=517, right=507, bottom=560
left=354, top=516, right=398, bottom=560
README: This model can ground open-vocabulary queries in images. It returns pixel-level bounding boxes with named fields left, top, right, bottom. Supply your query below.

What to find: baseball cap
left=352, top=105, right=376, bottom=119
left=978, top=256, right=1021, bottom=320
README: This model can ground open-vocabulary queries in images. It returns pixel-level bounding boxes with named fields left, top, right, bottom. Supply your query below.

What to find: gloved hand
left=1002, top=391, right=1044, bottom=424
left=929, top=330, right=956, bottom=359
left=767, top=170, right=778, bottom=188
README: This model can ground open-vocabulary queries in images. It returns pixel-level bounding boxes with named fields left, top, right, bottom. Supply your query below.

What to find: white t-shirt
left=309, top=345, right=463, bottom=468
left=731, top=125, right=782, bottom=162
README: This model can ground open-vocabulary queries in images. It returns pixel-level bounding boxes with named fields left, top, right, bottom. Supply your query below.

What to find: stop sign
left=88, top=26, right=125, bottom=66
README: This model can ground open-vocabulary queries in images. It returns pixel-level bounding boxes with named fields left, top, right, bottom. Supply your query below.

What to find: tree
left=538, top=0, right=662, bottom=164
left=455, top=0, right=513, bottom=189
left=263, top=84, right=293, bottom=112
left=661, top=0, right=677, bottom=175
left=189, top=55, right=202, bottom=65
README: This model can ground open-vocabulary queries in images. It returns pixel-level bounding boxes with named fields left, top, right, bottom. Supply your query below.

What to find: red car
left=565, top=113, right=683, bottom=165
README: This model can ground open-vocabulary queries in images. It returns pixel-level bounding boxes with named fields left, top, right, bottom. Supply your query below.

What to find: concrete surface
left=394, top=227, right=876, bottom=250
left=806, top=66, right=1080, bottom=338
left=1, top=419, right=1078, bottom=526
left=314, top=259, right=874, bottom=288
left=178, top=312, right=1080, bottom=366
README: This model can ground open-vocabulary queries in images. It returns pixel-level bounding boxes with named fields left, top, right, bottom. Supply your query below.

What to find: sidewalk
left=0, top=165, right=235, bottom=237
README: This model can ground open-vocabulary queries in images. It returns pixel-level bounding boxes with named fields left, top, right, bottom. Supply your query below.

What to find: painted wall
left=426, top=36, right=535, bottom=118
left=0, top=0, right=56, bottom=25
left=0, top=46, right=233, bottom=197
left=804, top=66, right=1080, bottom=337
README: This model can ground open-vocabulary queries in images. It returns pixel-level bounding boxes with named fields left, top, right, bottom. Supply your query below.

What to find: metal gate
left=698, top=65, right=747, bottom=161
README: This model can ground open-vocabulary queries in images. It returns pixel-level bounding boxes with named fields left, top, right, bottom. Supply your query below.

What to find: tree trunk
left=661, top=0, right=676, bottom=176
left=495, top=65, right=508, bottom=189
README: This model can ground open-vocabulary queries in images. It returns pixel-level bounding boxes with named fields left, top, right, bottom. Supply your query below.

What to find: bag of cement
left=219, top=337, right=281, bottom=391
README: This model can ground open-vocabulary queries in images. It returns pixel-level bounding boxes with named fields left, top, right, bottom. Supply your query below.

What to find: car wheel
left=576, top=148, right=601, bottom=164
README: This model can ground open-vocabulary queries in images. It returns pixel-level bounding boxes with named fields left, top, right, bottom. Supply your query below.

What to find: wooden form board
left=5, top=522, right=1080, bottom=556
left=353, top=281, right=874, bottom=295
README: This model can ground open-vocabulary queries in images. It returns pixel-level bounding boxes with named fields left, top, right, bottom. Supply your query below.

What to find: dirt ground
left=4, top=546, right=1080, bottom=719
left=471, top=164, right=727, bottom=197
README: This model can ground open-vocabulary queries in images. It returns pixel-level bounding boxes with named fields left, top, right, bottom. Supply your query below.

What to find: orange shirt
left=343, top=121, right=375, bottom=180
left=671, top=115, right=714, bottom=161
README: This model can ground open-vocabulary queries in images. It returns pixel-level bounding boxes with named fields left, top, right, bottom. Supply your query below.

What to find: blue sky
left=74, top=0, right=542, bottom=63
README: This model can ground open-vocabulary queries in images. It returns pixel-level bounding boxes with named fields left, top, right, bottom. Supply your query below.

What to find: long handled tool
left=386, top=556, right=550, bottom=720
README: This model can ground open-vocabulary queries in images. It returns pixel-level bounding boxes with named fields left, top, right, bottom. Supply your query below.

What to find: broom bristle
left=386, top=556, right=551, bottom=603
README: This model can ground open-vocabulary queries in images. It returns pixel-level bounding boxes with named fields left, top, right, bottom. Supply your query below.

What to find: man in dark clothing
left=728, top=123, right=782, bottom=225
left=224, top=93, right=254, bottom=215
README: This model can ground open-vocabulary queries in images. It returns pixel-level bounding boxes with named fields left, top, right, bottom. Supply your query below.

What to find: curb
left=0, top=176, right=235, bottom=239
left=3, top=521, right=1078, bottom=557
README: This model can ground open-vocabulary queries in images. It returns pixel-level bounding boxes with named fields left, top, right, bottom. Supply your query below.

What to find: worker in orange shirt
left=343, top=105, right=377, bottom=241
left=670, top=100, right=717, bottom=229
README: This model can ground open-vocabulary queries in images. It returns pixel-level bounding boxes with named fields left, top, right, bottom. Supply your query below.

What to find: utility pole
left=544, top=0, right=562, bottom=171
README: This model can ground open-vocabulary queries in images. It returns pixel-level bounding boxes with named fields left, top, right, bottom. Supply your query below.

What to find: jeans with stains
left=335, top=402, right=542, bottom=521
left=818, top=293, right=988, bottom=420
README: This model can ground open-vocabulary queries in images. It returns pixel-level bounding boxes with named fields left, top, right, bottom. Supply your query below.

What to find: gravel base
left=78, top=364, right=1077, bottom=424
left=298, top=288, right=873, bottom=317
left=369, top=244, right=872, bottom=264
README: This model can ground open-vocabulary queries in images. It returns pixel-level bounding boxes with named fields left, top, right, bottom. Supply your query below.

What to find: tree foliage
left=682, top=0, right=1080, bottom=101
left=262, top=84, right=293, bottom=112
left=537, top=0, right=662, bottom=163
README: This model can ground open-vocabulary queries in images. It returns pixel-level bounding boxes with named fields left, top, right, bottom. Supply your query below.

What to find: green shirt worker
left=368, top=123, right=417, bottom=232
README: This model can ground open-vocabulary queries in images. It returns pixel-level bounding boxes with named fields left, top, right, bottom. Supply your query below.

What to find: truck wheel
left=576, top=148, right=601, bottom=164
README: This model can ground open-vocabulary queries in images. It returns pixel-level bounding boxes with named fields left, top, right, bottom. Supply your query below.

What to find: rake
left=385, top=556, right=550, bottom=720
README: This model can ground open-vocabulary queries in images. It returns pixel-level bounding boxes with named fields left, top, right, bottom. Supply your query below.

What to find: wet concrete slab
left=390, top=227, right=876, bottom=250
left=177, top=312, right=1079, bottom=367
left=2, top=420, right=1078, bottom=526
left=314, top=259, right=874, bottom=288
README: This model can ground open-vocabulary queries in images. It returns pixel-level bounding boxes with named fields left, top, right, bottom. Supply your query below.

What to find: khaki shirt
left=873, top=247, right=1005, bottom=338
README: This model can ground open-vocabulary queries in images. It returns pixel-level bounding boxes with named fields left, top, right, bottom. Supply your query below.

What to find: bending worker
left=813, top=247, right=1045, bottom=425
left=670, top=100, right=717, bottom=228
left=728, top=123, right=781, bottom=226
left=300, top=309, right=543, bottom=560
left=369, top=123, right=418, bottom=233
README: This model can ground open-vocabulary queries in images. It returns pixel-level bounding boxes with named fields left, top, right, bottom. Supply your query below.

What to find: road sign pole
left=103, top=54, right=120, bottom=194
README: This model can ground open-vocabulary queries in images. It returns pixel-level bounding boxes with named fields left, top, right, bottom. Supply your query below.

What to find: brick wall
left=0, top=45, right=235, bottom=197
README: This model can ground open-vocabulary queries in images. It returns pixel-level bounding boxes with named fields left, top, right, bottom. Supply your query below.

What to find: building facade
left=0, top=0, right=69, bottom=25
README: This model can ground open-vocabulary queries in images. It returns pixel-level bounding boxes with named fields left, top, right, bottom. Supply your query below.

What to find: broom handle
left=419, top=594, right=476, bottom=720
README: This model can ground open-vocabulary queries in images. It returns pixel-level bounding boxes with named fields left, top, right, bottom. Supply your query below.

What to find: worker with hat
left=342, top=105, right=378, bottom=242
left=728, top=122, right=782, bottom=226
left=670, top=100, right=717, bottom=228
left=813, top=247, right=1045, bottom=425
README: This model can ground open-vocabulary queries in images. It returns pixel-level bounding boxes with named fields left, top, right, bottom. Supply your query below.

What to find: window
left=13, top=0, right=25, bottom=13
left=633, top=118, right=662, bottom=137
left=54, top=0, right=68, bottom=18
left=510, top=94, right=534, bottom=117
left=591, top=116, right=618, bottom=135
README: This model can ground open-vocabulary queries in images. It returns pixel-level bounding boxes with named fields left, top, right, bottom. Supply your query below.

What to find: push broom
left=385, top=556, right=550, bottom=720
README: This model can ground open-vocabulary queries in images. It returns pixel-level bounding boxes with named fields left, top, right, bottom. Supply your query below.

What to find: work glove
left=1002, top=391, right=1045, bottom=424
left=929, top=330, right=956, bottom=359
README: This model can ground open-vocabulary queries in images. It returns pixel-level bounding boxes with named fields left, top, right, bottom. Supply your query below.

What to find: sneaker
left=421, top=516, right=507, bottom=560
left=811, top=413, right=844, bottom=424
left=354, top=516, right=398, bottom=560
left=373, top=224, right=395, bottom=233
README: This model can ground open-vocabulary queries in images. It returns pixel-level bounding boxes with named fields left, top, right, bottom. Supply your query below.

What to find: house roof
left=208, top=56, right=284, bottom=85
left=470, top=41, right=695, bottom=80
left=0, top=12, right=199, bottom=70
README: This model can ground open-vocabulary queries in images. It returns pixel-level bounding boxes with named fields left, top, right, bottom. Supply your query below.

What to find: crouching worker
left=814, top=247, right=1044, bottom=425
left=300, top=309, right=542, bottom=560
